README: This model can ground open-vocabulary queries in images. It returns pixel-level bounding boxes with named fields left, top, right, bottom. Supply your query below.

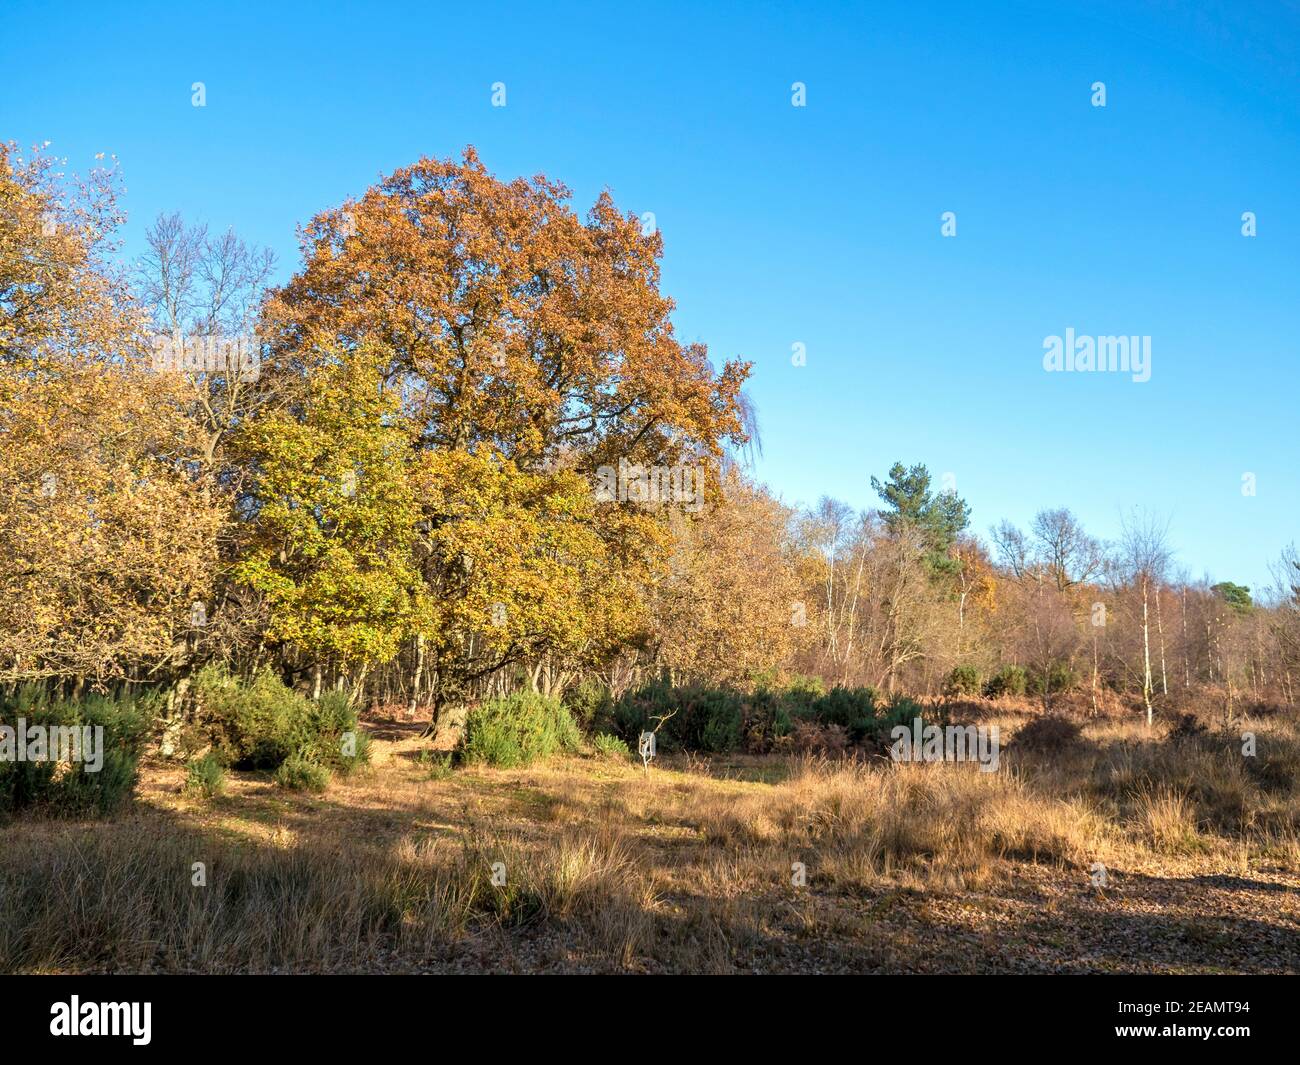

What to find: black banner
left=1, top=974, right=1289, bottom=1052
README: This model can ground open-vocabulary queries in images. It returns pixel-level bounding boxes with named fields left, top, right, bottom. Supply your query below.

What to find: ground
left=3, top=706, right=1298, bottom=974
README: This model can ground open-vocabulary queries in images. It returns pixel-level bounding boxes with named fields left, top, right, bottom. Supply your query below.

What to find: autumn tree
left=0, top=144, right=223, bottom=686
left=0, top=142, right=137, bottom=365
left=1008, top=581, right=1082, bottom=711
left=798, top=497, right=859, bottom=674
left=990, top=507, right=1103, bottom=705
left=263, top=148, right=749, bottom=467
left=232, top=342, right=422, bottom=699
left=257, top=148, right=751, bottom=713
left=649, top=469, right=802, bottom=686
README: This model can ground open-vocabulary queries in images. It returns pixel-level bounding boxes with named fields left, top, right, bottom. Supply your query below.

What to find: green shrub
left=564, top=679, right=612, bottom=733
left=944, top=665, right=981, bottom=697
left=870, top=693, right=928, bottom=748
left=591, top=733, right=630, bottom=760
left=184, top=753, right=226, bottom=799
left=306, top=691, right=371, bottom=776
left=614, top=681, right=888, bottom=754
left=274, top=752, right=330, bottom=792
left=191, top=665, right=309, bottom=769
left=611, top=679, right=676, bottom=747
left=461, top=692, right=581, bottom=768
left=681, top=687, right=743, bottom=752
left=0, top=686, right=151, bottom=817
left=983, top=665, right=1027, bottom=698
left=1027, top=662, right=1078, bottom=698
left=611, top=682, right=744, bottom=754
left=807, top=686, right=878, bottom=744
left=773, top=705, right=794, bottom=739
left=781, top=675, right=826, bottom=715
left=188, top=667, right=369, bottom=781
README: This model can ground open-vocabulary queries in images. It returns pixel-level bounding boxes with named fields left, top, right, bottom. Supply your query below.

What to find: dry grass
left=3, top=708, right=1299, bottom=973
left=687, top=758, right=1106, bottom=892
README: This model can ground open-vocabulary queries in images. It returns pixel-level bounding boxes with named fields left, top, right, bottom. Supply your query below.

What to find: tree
left=800, top=496, right=857, bottom=668
left=1269, top=548, right=1300, bottom=703
left=134, top=212, right=277, bottom=471
left=0, top=144, right=223, bottom=686
left=870, top=462, right=970, bottom=573
left=263, top=147, right=749, bottom=468
left=0, top=142, right=137, bottom=366
left=1212, top=582, right=1253, bottom=615
left=412, top=447, right=653, bottom=709
left=649, top=470, right=802, bottom=686
left=232, top=342, right=422, bottom=698
left=136, top=212, right=274, bottom=339
left=992, top=507, right=1103, bottom=592
left=1114, top=509, right=1173, bottom=727
left=260, top=148, right=751, bottom=714
left=0, top=359, right=223, bottom=685
left=1010, top=582, right=1081, bottom=712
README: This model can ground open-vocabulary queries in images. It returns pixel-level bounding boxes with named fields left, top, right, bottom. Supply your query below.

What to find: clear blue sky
left=4, top=0, right=1297, bottom=594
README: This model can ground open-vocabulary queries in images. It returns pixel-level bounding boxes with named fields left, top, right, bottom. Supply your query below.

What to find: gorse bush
left=680, top=687, right=744, bottom=752
left=187, top=666, right=369, bottom=785
left=191, top=665, right=308, bottom=769
left=609, top=680, right=911, bottom=755
left=564, top=679, right=613, bottom=734
left=780, top=675, right=826, bottom=715
left=944, top=665, right=981, bottom=697
left=1027, top=662, right=1078, bottom=698
left=865, top=694, right=929, bottom=754
left=878, top=693, right=925, bottom=731
left=610, top=684, right=666, bottom=746
left=461, top=692, right=581, bottom=768
left=802, top=685, right=879, bottom=744
left=610, top=681, right=744, bottom=754
left=591, top=733, right=630, bottom=760
left=984, top=665, right=1028, bottom=698
left=274, top=752, right=331, bottom=792
left=0, top=686, right=151, bottom=817
left=307, top=691, right=370, bottom=776
left=184, top=753, right=226, bottom=799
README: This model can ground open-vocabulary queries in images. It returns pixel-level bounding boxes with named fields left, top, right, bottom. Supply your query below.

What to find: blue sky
left=4, top=0, right=1297, bottom=593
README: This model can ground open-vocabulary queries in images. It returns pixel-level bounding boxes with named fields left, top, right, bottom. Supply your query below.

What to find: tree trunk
left=1155, top=585, right=1168, bottom=696
left=1141, top=578, right=1154, bottom=729
left=351, top=660, right=370, bottom=708
left=1180, top=586, right=1190, bottom=688
left=408, top=633, right=425, bottom=718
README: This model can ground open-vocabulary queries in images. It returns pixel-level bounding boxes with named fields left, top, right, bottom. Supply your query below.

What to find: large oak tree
left=251, top=148, right=751, bottom=712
